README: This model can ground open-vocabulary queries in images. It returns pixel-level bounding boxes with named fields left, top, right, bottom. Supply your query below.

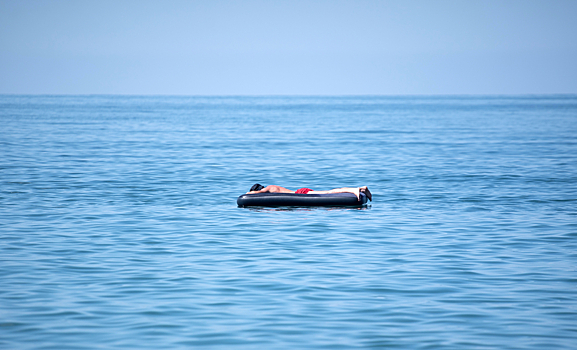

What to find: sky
left=1, top=0, right=576, bottom=95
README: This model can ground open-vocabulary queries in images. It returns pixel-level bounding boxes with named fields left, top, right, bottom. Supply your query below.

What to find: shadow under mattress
left=237, top=192, right=368, bottom=207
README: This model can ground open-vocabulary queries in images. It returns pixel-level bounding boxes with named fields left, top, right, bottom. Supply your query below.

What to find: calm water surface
left=1, top=95, right=576, bottom=349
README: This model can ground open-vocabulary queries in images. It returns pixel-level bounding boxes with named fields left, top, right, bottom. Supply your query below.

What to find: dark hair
left=250, top=183, right=265, bottom=192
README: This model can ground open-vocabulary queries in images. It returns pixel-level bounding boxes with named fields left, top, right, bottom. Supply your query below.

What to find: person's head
left=250, top=183, right=265, bottom=192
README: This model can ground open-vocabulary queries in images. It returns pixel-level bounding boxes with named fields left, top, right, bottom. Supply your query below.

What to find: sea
left=1, top=95, right=576, bottom=349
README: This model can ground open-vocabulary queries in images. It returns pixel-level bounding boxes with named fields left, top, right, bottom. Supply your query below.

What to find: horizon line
left=1, top=93, right=576, bottom=98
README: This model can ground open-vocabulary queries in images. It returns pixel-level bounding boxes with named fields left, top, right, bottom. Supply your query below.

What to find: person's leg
left=308, top=186, right=371, bottom=201
left=360, top=186, right=372, bottom=201
left=329, top=187, right=361, bottom=198
left=308, top=187, right=360, bottom=199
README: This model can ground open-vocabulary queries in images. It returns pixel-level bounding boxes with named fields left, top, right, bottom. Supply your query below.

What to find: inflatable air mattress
left=237, top=192, right=368, bottom=207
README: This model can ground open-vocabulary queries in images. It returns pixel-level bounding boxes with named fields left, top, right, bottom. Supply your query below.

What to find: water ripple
left=1, top=95, right=576, bottom=349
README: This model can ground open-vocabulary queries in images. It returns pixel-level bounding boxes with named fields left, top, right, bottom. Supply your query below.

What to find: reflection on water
left=244, top=205, right=371, bottom=212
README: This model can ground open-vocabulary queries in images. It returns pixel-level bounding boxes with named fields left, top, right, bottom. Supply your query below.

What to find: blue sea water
left=1, top=95, right=576, bottom=349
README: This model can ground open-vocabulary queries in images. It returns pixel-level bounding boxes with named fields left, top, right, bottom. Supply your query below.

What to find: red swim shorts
left=295, top=188, right=313, bottom=194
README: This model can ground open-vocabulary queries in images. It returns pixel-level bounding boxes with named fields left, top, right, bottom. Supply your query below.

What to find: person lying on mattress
left=247, top=184, right=372, bottom=201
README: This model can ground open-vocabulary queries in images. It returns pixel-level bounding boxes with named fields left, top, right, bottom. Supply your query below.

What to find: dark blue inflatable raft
left=237, top=192, right=368, bottom=207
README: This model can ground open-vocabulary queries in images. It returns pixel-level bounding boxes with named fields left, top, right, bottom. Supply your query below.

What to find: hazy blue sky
left=1, top=0, right=576, bottom=95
